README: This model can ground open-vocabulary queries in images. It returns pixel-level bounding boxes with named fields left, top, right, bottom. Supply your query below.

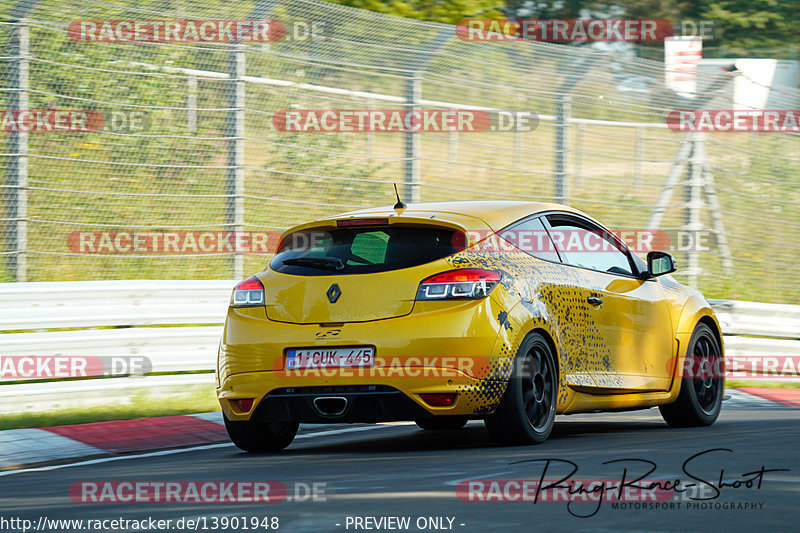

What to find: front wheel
left=484, top=332, right=557, bottom=445
left=223, top=415, right=298, bottom=452
left=659, top=323, right=724, bottom=427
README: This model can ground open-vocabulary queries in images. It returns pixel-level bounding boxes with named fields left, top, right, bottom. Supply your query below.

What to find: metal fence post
left=686, top=133, right=705, bottom=288
left=574, top=122, right=584, bottom=191
left=634, top=126, right=643, bottom=188
left=401, top=27, right=452, bottom=204
left=226, top=44, right=245, bottom=280
left=404, top=75, right=420, bottom=203
left=7, top=18, right=29, bottom=282
left=512, top=99, right=523, bottom=167
left=187, top=74, right=197, bottom=134
left=448, top=129, right=458, bottom=172
left=365, top=97, right=374, bottom=160
left=554, top=94, right=571, bottom=204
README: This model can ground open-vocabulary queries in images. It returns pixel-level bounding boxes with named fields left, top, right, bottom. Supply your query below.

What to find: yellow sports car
left=217, top=201, right=723, bottom=450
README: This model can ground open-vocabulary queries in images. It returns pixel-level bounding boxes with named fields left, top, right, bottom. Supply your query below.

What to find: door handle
left=587, top=296, right=603, bottom=306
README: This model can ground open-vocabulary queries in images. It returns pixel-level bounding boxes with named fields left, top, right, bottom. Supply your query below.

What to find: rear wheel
left=415, top=416, right=468, bottom=431
left=484, top=332, right=557, bottom=445
left=659, top=323, right=724, bottom=427
left=223, top=415, right=298, bottom=452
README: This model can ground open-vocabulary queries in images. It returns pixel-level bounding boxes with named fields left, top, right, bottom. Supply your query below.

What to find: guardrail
left=0, top=280, right=234, bottom=330
left=708, top=299, right=800, bottom=382
left=0, top=283, right=797, bottom=412
left=1, top=280, right=233, bottom=377
left=709, top=299, right=800, bottom=339
left=0, top=280, right=234, bottom=412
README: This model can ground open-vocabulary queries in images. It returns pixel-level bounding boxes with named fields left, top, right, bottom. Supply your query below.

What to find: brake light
left=416, top=268, right=500, bottom=300
left=230, top=276, right=265, bottom=307
left=337, top=218, right=389, bottom=227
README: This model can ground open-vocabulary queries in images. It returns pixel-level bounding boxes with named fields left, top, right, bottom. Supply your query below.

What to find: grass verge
left=727, top=380, right=800, bottom=390
left=0, top=384, right=220, bottom=430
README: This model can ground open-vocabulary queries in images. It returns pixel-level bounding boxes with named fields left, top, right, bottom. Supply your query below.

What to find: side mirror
left=646, top=251, right=677, bottom=278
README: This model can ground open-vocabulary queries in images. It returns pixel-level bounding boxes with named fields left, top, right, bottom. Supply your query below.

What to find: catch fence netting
left=1, top=0, right=799, bottom=302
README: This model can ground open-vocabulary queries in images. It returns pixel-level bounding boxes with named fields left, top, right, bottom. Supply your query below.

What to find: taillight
left=416, top=268, right=500, bottom=300
left=337, top=218, right=389, bottom=227
left=230, top=276, right=265, bottom=307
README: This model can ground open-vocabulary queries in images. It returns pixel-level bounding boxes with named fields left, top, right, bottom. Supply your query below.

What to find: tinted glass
left=500, top=217, right=561, bottom=262
left=270, top=225, right=463, bottom=275
left=545, top=216, right=634, bottom=276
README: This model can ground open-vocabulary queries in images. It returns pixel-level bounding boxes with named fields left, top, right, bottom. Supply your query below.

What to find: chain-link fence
left=2, top=0, right=799, bottom=303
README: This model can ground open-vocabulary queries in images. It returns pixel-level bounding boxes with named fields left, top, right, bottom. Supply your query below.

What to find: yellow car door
left=500, top=215, right=596, bottom=389
left=544, top=214, right=675, bottom=392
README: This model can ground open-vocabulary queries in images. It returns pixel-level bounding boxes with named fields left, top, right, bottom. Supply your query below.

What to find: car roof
left=334, top=200, right=587, bottom=230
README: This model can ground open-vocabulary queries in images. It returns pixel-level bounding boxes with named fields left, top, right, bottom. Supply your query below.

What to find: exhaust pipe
left=313, top=396, right=348, bottom=416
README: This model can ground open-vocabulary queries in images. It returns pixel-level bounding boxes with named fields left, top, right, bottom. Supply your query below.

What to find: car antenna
left=393, top=183, right=407, bottom=210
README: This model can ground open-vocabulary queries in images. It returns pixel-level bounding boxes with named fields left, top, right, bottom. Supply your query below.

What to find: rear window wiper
left=281, top=256, right=345, bottom=271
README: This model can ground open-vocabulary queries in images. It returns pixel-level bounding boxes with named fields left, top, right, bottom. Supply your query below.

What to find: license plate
left=285, top=346, right=375, bottom=369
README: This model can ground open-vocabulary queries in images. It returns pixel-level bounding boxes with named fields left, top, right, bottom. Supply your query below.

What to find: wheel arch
left=674, top=294, right=724, bottom=358
left=511, top=325, right=565, bottom=412
left=528, top=327, right=561, bottom=383
left=697, top=315, right=724, bottom=356
left=666, top=301, right=725, bottom=401
left=502, top=314, right=562, bottom=383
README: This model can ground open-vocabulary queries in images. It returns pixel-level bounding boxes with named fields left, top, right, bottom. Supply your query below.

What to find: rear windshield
left=270, top=225, right=464, bottom=275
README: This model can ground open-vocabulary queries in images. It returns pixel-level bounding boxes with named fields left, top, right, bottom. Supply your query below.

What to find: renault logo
left=326, top=284, right=341, bottom=303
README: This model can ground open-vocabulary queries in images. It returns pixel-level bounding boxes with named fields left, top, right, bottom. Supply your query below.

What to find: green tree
left=503, top=0, right=598, bottom=18
left=614, top=0, right=799, bottom=50
left=326, top=0, right=799, bottom=52
left=699, top=0, right=799, bottom=50
left=326, top=0, right=506, bottom=24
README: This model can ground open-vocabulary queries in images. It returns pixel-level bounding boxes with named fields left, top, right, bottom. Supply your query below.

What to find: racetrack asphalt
left=0, top=401, right=797, bottom=533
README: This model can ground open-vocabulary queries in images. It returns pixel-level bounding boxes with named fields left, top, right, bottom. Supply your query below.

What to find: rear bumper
left=217, top=297, right=515, bottom=421
left=218, top=369, right=504, bottom=421
left=251, top=385, right=431, bottom=423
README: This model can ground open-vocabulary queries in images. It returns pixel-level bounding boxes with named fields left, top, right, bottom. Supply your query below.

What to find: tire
left=415, top=416, right=468, bottom=431
left=659, top=323, right=724, bottom=428
left=223, top=415, right=298, bottom=452
left=484, top=332, right=557, bottom=445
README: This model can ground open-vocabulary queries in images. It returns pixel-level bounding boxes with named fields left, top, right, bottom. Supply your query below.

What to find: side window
left=500, top=216, right=561, bottom=262
left=545, top=216, right=634, bottom=276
